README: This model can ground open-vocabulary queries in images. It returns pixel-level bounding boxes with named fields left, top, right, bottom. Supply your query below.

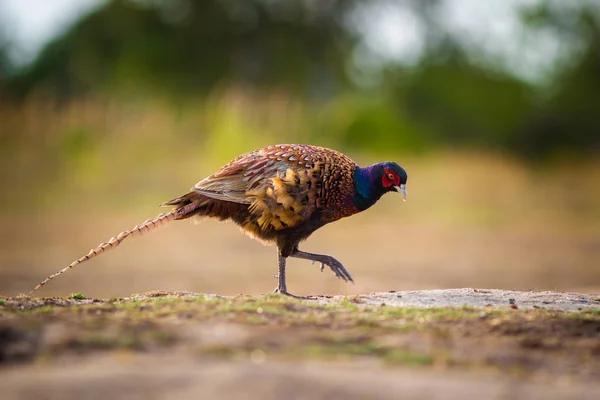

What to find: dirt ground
left=1, top=290, right=599, bottom=400
left=1, top=182, right=599, bottom=399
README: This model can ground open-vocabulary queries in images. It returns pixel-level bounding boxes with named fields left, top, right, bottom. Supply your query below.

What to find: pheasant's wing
left=160, top=158, right=251, bottom=208
left=192, top=145, right=327, bottom=231
left=192, top=156, right=255, bottom=204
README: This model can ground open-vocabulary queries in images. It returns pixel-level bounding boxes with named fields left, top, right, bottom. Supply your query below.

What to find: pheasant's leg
left=290, top=250, right=354, bottom=283
left=273, top=252, right=289, bottom=294
left=272, top=251, right=317, bottom=299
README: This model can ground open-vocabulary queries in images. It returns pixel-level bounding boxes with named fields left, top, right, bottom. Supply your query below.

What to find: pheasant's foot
left=311, top=260, right=326, bottom=272
left=271, top=287, right=315, bottom=299
left=292, top=250, right=354, bottom=283
left=323, top=257, right=353, bottom=282
left=273, top=286, right=287, bottom=294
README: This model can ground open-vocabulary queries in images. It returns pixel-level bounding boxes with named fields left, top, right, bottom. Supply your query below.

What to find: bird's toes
left=345, top=271, right=355, bottom=283
left=272, top=288, right=314, bottom=299
left=331, top=262, right=353, bottom=283
left=332, top=266, right=348, bottom=281
left=273, top=286, right=286, bottom=294
left=310, top=256, right=354, bottom=283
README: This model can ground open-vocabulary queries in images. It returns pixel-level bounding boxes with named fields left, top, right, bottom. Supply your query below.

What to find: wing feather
left=189, top=144, right=356, bottom=231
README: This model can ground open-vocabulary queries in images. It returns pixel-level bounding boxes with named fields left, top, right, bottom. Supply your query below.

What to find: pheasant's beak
left=394, top=184, right=407, bottom=201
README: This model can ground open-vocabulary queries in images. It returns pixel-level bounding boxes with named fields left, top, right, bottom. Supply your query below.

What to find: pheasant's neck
left=353, top=165, right=385, bottom=212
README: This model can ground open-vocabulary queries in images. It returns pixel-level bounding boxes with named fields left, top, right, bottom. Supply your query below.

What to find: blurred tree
left=0, top=30, right=14, bottom=98
left=396, top=45, right=534, bottom=151
left=516, top=2, right=600, bottom=157
left=2, top=0, right=599, bottom=159
left=4, top=0, right=360, bottom=99
left=383, top=0, right=600, bottom=158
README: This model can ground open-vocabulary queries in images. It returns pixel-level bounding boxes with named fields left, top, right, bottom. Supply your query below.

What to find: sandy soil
left=1, top=289, right=599, bottom=400
left=2, top=354, right=600, bottom=400
left=341, top=288, right=600, bottom=311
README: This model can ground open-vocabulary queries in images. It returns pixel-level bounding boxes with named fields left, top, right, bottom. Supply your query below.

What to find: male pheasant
left=30, top=144, right=408, bottom=296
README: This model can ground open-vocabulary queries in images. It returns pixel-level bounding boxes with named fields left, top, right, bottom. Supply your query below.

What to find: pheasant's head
left=353, top=161, right=408, bottom=211
left=378, top=161, right=408, bottom=200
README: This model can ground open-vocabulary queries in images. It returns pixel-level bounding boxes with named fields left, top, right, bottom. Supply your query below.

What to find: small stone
left=250, top=349, right=266, bottom=364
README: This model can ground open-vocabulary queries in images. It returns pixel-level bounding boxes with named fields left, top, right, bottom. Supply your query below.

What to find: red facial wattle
left=382, top=168, right=400, bottom=188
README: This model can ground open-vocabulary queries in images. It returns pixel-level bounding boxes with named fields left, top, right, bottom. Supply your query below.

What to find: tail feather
left=29, top=202, right=199, bottom=294
left=160, top=192, right=198, bottom=207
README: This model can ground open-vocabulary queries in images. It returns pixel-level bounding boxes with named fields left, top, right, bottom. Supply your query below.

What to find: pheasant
left=30, top=144, right=407, bottom=296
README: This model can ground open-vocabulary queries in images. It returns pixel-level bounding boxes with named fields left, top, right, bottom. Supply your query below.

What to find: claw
left=272, top=287, right=315, bottom=299
left=273, top=286, right=289, bottom=295
left=293, top=250, right=355, bottom=285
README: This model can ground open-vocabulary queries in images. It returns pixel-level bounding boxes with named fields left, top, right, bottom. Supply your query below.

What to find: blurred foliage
left=0, top=25, right=14, bottom=85
left=3, top=0, right=358, bottom=99
left=0, top=43, right=11, bottom=82
left=394, top=49, right=535, bottom=152
left=0, top=0, right=599, bottom=161
left=515, top=2, right=600, bottom=158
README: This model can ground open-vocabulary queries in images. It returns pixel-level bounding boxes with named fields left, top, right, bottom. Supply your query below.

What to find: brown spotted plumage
left=30, top=144, right=407, bottom=296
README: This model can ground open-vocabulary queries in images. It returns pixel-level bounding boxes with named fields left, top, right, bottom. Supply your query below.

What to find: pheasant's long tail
left=29, top=202, right=199, bottom=295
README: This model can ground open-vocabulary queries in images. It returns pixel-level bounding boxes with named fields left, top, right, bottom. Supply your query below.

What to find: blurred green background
left=0, top=0, right=598, bottom=297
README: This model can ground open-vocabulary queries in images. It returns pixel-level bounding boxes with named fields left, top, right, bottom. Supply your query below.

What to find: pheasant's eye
left=387, top=173, right=395, bottom=180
